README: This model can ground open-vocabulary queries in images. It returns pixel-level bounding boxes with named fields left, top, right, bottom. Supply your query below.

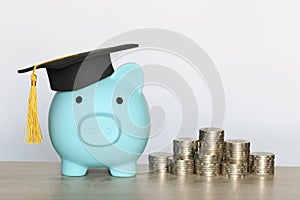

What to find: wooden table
left=0, top=162, right=299, bottom=200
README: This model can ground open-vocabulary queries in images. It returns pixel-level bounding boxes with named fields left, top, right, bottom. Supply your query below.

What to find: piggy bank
left=48, top=62, right=150, bottom=177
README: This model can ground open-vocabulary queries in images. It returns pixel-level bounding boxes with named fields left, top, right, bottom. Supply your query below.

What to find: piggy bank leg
left=61, top=160, right=88, bottom=176
left=109, top=162, right=136, bottom=177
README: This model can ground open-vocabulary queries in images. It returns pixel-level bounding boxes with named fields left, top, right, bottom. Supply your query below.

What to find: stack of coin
left=194, top=153, right=221, bottom=176
left=168, top=156, right=195, bottom=175
left=250, top=152, right=275, bottom=175
left=195, top=128, right=224, bottom=176
left=221, top=163, right=248, bottom=178
left=173, top=138, right=198, bottom=160
left=148, top=152, right=173, bottom=173
left=198, top=128, right=225, bottom=162
left=223, top=139, right=250, bottom=178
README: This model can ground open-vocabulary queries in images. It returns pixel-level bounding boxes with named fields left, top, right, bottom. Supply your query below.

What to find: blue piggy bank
left=48, top=62, right=150, bottom=177
left=18, top=44, right=149, bottom=177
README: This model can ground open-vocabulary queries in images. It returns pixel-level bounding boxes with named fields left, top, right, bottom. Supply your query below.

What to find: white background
left=0, top=0, right=299, bottom=166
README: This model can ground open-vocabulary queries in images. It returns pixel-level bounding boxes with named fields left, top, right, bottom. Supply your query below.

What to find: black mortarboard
left=18, top=44, right=138, bottom=144
left=18, top=44, right=138, bottom=91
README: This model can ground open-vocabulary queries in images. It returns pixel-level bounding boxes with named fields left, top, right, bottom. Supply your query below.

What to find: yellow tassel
left=25, top=65, right=42, bottom=144
left=24, top=53, right=77, bottom=144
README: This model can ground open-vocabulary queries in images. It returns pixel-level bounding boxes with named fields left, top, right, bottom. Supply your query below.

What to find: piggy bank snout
left=79, top=113, right=120, bottom=146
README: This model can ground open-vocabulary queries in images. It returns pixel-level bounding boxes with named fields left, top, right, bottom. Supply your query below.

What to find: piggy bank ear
left=111, top=62, right=144, bottom=92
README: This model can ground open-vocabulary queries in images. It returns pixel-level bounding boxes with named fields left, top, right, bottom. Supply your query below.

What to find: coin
left=173, top=138, right=198, bottom=160
left=195, top=128, right=225, bottom=176
left=222, top=139, right=251, bottom=177
left=149, top=152, right=173, bottom=173
left=250, top=152, right=275, bottom=175
left=169, top=157, right=195, bottom=176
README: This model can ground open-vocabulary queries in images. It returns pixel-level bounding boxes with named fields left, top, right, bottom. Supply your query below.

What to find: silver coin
left=249, top=152, right=275, bottom=175
left=148, top=152, right=173, bottom=173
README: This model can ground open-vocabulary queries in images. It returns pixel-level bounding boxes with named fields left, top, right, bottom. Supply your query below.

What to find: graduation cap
left=18, top=44, right=138, bottom=144
left=18, top=44, right=138, bottom=91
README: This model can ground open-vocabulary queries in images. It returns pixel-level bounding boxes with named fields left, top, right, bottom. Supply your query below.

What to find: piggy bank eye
left=116, top=97, right=123, bottom=104
left=75, top=96, right=83, bottom=104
